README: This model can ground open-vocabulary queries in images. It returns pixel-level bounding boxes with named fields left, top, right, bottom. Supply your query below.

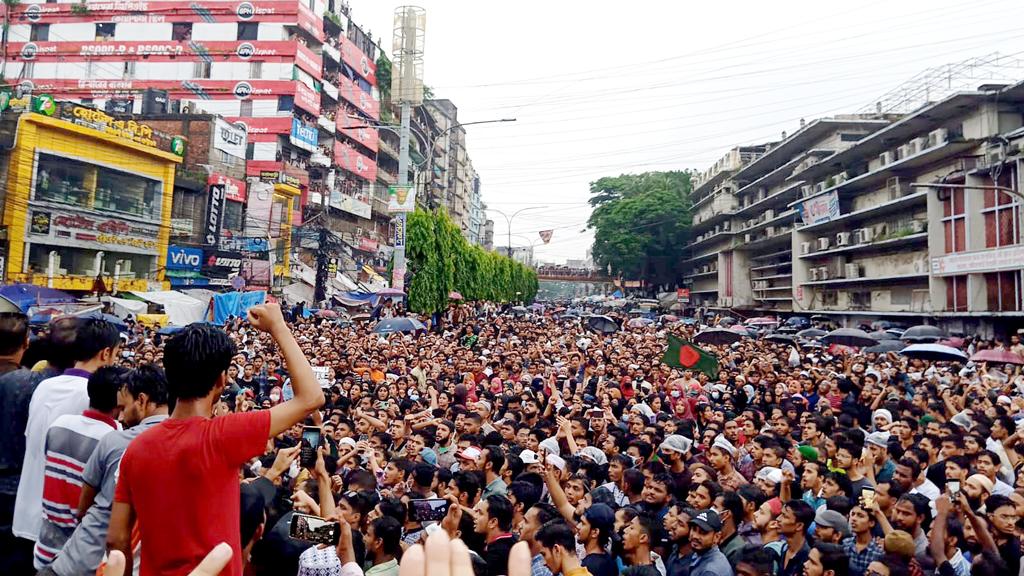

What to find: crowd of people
left=1, top=300, right=1023, bottom=576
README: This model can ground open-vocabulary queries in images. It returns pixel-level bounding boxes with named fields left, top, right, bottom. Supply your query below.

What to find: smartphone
left=289, top=512, right=340, bottom=546
left=300, top=426, right=322, bottom=468
left=947, top=480, right=960, bottom=497
left=589, top=408, right=604, bottom=418
left=861, top=487, right=876, bottom=509
left=408, top=498, right=451, bottom=522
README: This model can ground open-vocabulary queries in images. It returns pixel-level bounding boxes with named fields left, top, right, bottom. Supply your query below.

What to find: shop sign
left=220, top=236, right=268, bottom=255
left=60, top=104, right=157, bottom=147
left=207, top=173, right=245, bottom=203
left=171, top=218, right=193, bottom=235
left=167, top=245, right=203, bottom=272
left=204, top=184, right=226, bottom=246
left=213, top=118, right=246, bottom=159
left=21, top=79, right=307, bottom=103
left=676, top=288, right=690, bottom=303
left=393, top=216, right=406, bottom=249
left=931, top=245, right=1024, bottom=276
left=387, top=185, right=416, bottom=214
left=295, top=81, right=320, bottom=115
left=28, top=208, right=159, bottom=253
left=8, top=40, right=297, bottom=62
left=289, top=117, right=318, bottom=153
left=11, top=1, right=310, bottom=25
left=202, top=250, right=244, bottom=282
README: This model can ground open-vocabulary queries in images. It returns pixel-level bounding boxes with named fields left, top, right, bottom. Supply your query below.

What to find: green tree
left=587, top=171, right=693, bottom=286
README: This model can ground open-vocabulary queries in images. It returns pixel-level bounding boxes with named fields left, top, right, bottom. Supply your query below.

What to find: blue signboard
left=166, top=245, right=203, bottom=272
left=290, top=117, right=319, bottom=153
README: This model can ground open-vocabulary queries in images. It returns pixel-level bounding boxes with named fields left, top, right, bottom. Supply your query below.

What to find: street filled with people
left=1, top=300, right=1024, bottom=576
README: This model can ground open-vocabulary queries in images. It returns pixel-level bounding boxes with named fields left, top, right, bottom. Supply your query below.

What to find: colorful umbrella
left=970, top=349, right=1024, bottom=365
left=448, top=291, right=464, bottom=301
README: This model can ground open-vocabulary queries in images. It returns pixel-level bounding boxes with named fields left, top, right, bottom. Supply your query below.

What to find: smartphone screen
left=947, top=481, right=960, bottom=497
left=861, top=487, right=876, bottom=509
left=408, top=498, right=451, bottom=523
left=289, top=512, right=340, bottom=545
left=300, top=426, right=322, bottom=468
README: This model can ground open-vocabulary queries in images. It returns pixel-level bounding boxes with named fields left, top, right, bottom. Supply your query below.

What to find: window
left=277, top=95, right=294, bottom=111
left=27, top=244, right=152, bottom=279
left=123, top=61, right=135, bottom=80
left=223, top=200, right=244, bottom=232
left=889, top=287, right=912, bottom=306
left=839, top=132, right=862, bottom=142
left=945, top=275, right=968, bottom=312
left=249, top=61, right=263, bottom=79
left=193, top=61, right=212, bottom=79
left=983, top=185, right=1019, bottom=248
left=240, top=99, right=253, bottom=117
left=95, top=23, right=115, bottom=41
left=246, top=142, right=255, bottom=160
left=172, top=23, right=193, bottom=41
left=941, top=188, right=966, bottom=253
left=985, top=271, right=1021, bottom=312
left=22, top=62, right=34, bottom=79
left=849, top=291, right=871, bottom=309
left=94, top=166, right=161, bottom=219
left=30, top=24, right=49, bottom=42
left=237, top=22, right=259, bottom=41
left=35, top=153, right=92, bottom=208
left=821, top=290, right=838, bottom=307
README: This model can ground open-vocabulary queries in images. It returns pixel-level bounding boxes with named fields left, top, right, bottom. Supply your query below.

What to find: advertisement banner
left=336, top=76, right=379, bottom=120
left=204, top=185, right=226, bottom=246
left=11, top=1, right=312, bottom=24
left=387, top=185, right=416, bottom=214
left=676, top=288, right=690, bottom=303
left=339, top=35, right=376, bottom=86
left=296, top=2, right=324, bottom=42
left=26, top=207, right=160, bottom=255
left=294, top=81, right=320, bottom=114
left=393, top=216, right=406, bottom=249
left=207, top=173, right=246, bottom=203
left=167, top=245, right=203, bottom=272
left=220, top=236, right=269, bottom=256
left=227, top=116, right=291, bottom=137
left=242, top=259, right=272, bottom=288
left=329, top=189, right=372, bottom=219
left=338, top=122, right=378, bottom=153
left=213, top=118, right=246, bottom=159
left=10, top=40, right=303, bottom=63
left=294, top=41, right=323, bottom=80
left=15, top=79, right=314, bottom=103
left=358, top=238, right=379, bottom=253
left=289, top=117, right=318, bottom=153
left=931, top=245, right=1024, bottom=276
left=202, top=250, right=244, bottom=286
left=334, top=142, right=377, bottom=182
left=797, top=191, right=840, bottom=226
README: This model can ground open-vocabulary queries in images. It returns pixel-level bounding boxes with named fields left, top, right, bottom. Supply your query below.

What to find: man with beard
left=664, top=504, right=695, bottom=576
left=962, top=474, right=992, bottom=512
left=435, top=419, right=456, bottom=470
left=888, top=494, right=934, bottom=573
left=686, top=509, right=733, bottom=576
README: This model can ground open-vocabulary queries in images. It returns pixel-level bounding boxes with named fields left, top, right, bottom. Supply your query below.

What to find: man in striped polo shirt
left=33, top=366, right=126, bottom=571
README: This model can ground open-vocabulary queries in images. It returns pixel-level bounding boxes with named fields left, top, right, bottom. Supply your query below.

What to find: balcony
left=378, top=169, right=397, bottom=185
left=797, top=190, right=927, bottom=234
left=379, top=138, right=400, bottom=161
left=733, top=180, right=804, bottom=219
left=322, top=80, right=340, bottom=102
left=801, top=272, right=928, bottom=287
left=322, top=43, right=341, bottom=64
left=318, top=115, right=336, bottom=133
left=798, top=231, right=927, bottom=259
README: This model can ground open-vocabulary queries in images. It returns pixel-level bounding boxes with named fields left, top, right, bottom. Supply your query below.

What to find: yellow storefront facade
left=272, top=181, right=300, bottom=282
left=2, top=105, right=181, bottom=291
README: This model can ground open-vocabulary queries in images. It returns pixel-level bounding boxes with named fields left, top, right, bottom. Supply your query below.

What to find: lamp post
left=486, top=206, right=549, bottom=257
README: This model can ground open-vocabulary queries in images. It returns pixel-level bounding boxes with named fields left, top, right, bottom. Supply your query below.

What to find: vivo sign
left=167, top=245, right=203, bottom=272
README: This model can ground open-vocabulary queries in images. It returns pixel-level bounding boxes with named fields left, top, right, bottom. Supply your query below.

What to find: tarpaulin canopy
left=103, top=296, right=148, bottom=318
left=282, top=283, right=315, bottom=305
left=212, top=291, right=266, bottom=325
left=130, top=291, right=207, bottom=326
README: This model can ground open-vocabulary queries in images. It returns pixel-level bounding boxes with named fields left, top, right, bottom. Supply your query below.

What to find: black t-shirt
left=998, top=537, right=1021, bottom=576
left=583, top=552, right=617, bottom=576
left=483, top=534, right=517, bottom=576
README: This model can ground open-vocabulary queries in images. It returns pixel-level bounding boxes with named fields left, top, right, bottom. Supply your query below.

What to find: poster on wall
left=213, top=118, right=246, bottom=159
left=797, top=191, right=840, bottom=226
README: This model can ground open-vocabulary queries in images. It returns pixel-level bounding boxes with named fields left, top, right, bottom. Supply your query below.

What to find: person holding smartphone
left=108, top=304, right=324, bottom=576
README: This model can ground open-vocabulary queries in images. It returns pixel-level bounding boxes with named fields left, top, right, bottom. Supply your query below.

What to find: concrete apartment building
left=684, top=81, right=1024, bottom=334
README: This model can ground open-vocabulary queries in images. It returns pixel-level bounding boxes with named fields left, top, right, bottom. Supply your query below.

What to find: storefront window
left=27, top=243, right=153, bottom=279
left=94, top=166, right=161, bottom=219
left=35, top=154, right=92, bottom=209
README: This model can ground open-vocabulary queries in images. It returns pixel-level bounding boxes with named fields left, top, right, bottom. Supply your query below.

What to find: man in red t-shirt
left=108, top=304, right=323, bottom=576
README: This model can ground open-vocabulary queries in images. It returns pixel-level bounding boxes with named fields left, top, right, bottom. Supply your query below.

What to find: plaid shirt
left=532, top=554, right=553, bottom=576
left=842, top=536, right=885, bottom=576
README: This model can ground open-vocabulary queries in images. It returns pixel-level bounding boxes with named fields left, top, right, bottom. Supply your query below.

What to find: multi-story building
left=468, top=184, right=485, bottom=245
left=685, top=81, right=1024, bottom=334
left=0, top=98, right=182, bottom=291
left=483, top=218, right=495, bottom=251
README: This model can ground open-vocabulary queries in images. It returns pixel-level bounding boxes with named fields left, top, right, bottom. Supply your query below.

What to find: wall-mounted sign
left=202, top=249, right=244, bottom=286
left=204, top=184, right=226, bottom=246
left=289, top=117, right=318, bottom=153
left=931, top=245, right=1024, bottom=276
left=60, top=104, right=158, bottom=148
left=166, top=245, right=203, bottom=272
left=213, top=117, right=246, bottom=159
left=797, top=191, right=840, bottom=226
left=393, top=215, right=406, bottom=249
left=27, top=207, right=160, bottom=254
left=387, top=185, right=415, bottom=213
left=208, top=173, right=246, bottom=203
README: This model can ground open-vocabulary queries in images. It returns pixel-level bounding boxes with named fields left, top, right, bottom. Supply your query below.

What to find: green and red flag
left=662, top=334, right=719, bottom=378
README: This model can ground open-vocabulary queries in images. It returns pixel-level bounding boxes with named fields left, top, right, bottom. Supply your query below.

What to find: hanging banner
left=10, top=40, right=305, bottom=63
left=213, top=118, right=246, bottom=159
left=294, top=81, right=320, bottom=114
left=334, top=142, right=377, bottom=182
left=339, top=35, right=377, bottom=86
left=294, top=41, right=323, bottom=80
left=539, top=230, right=553, bottom=244
left=329, top=188, right=372, bottom=219
left=336, top=76, right=379, bottom=120
left=797, top=191, right=840, bottom=226
left=207, top=173, right=246, bottom=203
left=16, top=79, right=317, bottom=103
left=393, top=216, right=406, bottom=249
left=11, top=1, right=315, bottom=25
left=204, top=184, right=226, bottom=246
left=387, top=185, right=416, bottom=214
left=337, top=122, right=378, bottom=153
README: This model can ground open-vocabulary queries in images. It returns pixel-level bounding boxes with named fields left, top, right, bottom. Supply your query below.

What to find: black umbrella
left=867, top=331, right=898, bottom=341
left=587, top=315, right=619, bottom=334
left=694, top=328, right=743, bottom=346
left=796, top=328, right=827, bottom=339
left=776, top=326, right=799, bottom=334
left=899, top=343, right=968, bottom=362
left=901, top=325, right=946, bottom=343
left=821, top=328, right=878, bottom=348
left=765, top=333, right=796, bottom=344
left=863, top=340, right=905, bottom=354
left=811, top=315, right=831, bottom=322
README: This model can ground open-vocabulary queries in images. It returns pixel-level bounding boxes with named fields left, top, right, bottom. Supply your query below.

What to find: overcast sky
left=352, top=0, right=1024, bottom=264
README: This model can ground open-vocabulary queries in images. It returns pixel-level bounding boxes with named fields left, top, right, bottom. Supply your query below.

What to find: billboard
left=10, top=40, right=305, bottom=63
left=339, top=35, right=376, bottom=86
left=334, top=142, right=377, bottom=182
left=11, top=1, right=317, bottom=25
left=15, top=79, right=318, bottom=103
left=207, top=173, right=246, bottom=203
left=289, top=117, right=318, bottom=153
left=166, top=245, right=203, bottom=272
left=797, top=191, right=840, bottom=226
left=213, top=118, right=246, bottom=159
left=204, top=185, right=226, bottom=246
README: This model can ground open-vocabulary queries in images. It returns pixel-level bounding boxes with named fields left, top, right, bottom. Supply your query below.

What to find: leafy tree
left=587, top=171, right=693, bottom=287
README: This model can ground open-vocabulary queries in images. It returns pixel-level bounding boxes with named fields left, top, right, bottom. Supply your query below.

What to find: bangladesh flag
left=662, top=334, right=719, bottom=378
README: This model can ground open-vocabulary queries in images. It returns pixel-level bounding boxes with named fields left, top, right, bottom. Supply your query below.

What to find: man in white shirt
left=12, top=318, right=120, bottom=542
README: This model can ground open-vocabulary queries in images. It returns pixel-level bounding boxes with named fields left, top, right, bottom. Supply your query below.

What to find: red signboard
left=9, top=40, right=302, bottom=62
left=294, top=81, right=320, bottom=115
left=339, top=35, right=376, bottom=86
left=226, top=116, right=292, bottom=143
left=294, top=41, right=323, bottom=80
left=208, top=173, right=247, bottom=203
left=334, top=142, right=377, bottom=182
left=337, top=75, right=379, bottom=120
left=358, top=237, right=379, bottom=253
left=18, top=79, right=314, bottom=103
left=338, top=123, right=378, bottom=153
left=6, top=1, right=309, bottom=25
left=296, top=2, right=324, bottom=43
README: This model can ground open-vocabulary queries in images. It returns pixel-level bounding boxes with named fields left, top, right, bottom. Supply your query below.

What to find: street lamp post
left=486, top=206, right=549, bottom=257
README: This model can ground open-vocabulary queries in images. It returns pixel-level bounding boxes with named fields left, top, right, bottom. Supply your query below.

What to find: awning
left=282, top=282, right=315, bottom=305
left=130, top=290, right=207, bottom=326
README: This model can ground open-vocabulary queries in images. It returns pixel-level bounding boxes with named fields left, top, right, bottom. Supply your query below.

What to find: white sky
left=352, top=0, right=1024, bottom=264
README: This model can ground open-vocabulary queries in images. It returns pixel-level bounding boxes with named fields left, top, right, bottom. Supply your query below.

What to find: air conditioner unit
left=986, top=147, right=1003, bottom=166
left=801, top=185, right=814, bottom=197
left=901, top=141, right=918, bottom=158
left=853, top=227, right=874, bottom=244
left=745, top=233, right=753, bottom=242
left=800, top=241, right=811, bottom=255
left=836, top=232, right=851, bottom=246
left=714, top=225, right=721, bottom=234
left=845, top=263, right=861, bottom=279
left=927, top=128, right=949, bottom=148
left=915, top=136, right=930, bottom=151
left=834, top=172, right=848, bottom=185
left=817, top=237, right=831, bottom=251
left=765, top=226, right=776, bottom=237
left=887, top=177, right=911, bottom=200
left=810, top=268, right=820, bottom=281
left=764, top=209, right=775, bottom=220
left=819, top=267, right=831, bottom=280
left=722, top=221, right=730, bottom=231
left=815, top=182, right=826, bottom=192
left=909, top=220, right=926, bottom=233
left=878, top=151, right=895, bottom=166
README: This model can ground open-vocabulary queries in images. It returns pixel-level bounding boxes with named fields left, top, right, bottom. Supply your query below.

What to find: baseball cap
left=689, top=509, right=723, bottom=532
left=583, top=503, right=615, bottom=532
left=754, top=467, right=783, bottom=485
left=458, top=446, right=482, bottom=461
left=815, top=509, right=850, bottom=536
left=518, top=449, right=540, bottom=465
left=660, top=434, right=693, bottom=455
